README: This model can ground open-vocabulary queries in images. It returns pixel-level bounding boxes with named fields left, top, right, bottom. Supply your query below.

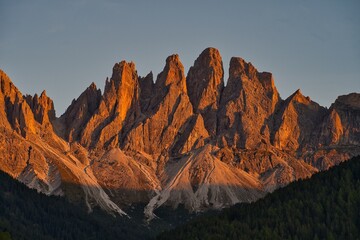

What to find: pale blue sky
left=1, top=0, right=359, bottom=115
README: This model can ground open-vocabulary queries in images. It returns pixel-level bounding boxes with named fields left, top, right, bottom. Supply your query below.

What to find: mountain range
left=0, top=47, right=359, bottom=219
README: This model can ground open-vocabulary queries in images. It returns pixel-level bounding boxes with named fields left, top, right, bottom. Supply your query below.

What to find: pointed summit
left=89, top=82, right=97, bottom=90
left=78, top=60, right=141, bottom=148
left=286, top=89, right=312, bottom=105
left=272, top=89, right=326, bottom=151
left=23, top=89, right=55, bottom=126
left=0, top=69, right=22, bottom=101
left=139, top=72, right=154, bottom=112
left=291, top=89, right=303, bottom=99
left=316, top=92, right=360, bottom=152
left=0, top=70, right=37, bottom=136
left=186, top=48, right=224, bottom=135
left=229, top=57, right=257, bottom=80
left=218, top=56, right=280, bottom=149
left=37, top=90, right=55, bottom=123
left=111, top=61, right=136, bottom=82
left=103, top=60, right=139, bottom=117
left=124, top=54, right=194, bottom=158
left=156, top=54, right=186, bottom=91
left=187, top=47, right=223, bottom=111
left=60, top=81, right=102, bottom=142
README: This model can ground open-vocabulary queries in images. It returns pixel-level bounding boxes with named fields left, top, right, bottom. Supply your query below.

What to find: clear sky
left=1, top=0, right=359, bottom=116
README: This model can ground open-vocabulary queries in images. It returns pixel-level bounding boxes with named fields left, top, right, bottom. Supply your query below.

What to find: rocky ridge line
left=0, top=48, right=359, bottom=219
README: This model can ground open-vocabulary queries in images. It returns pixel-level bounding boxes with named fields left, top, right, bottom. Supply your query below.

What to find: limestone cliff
left=187, top=47, right=224, bottom=136
left=217, top=57, right=280, bottom=149
left=0, top=48, right=359, bottom=219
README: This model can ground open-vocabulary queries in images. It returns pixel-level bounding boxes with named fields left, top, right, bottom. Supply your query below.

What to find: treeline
left=1, top=156, right=359, bottom=240
left=0, top=171, right=152, bottom=240
left=157, top=156, right=360, bottom=240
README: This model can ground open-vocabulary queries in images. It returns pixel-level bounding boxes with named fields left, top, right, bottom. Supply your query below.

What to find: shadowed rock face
left=187, top=47, right=224, bottom=136
left=0, top=70, right=37, bottom=137
left=58, top=82, right=102, bottom=142
left=123, top=54, right=195, bottom=163
left=0, top=48, right=359, bottom=219
left=139, top=72, right=154, bottom=112
left=67, top=61, right=142, bottom=149
left=318, top=93, right=360, bottom=146
left=306, top=93, right=360, bottom=170
left=272, top=89, right=327, bottom=152
left=217, top=57, right=280, bottom=149
left=25, top=90, right=56, bottom=125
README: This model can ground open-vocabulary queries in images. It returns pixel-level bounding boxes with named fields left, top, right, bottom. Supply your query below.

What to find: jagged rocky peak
left=155, top=54, right=186, bottom=91
left=78, top=60, right=141, bottom=148
left=85, top=82, right=102, bottom=110
left=187, top=47, right=224, bottom=110
left=289, top=89, right=311, bottom=104
left=60, top=82, right=102, bottom=142
left=123, top=53, right=194, bottom=158
left=186, top=47, right=224, bottom=136
left=218, top=56, right=280, bottom=149
left=272, top=89, right=326, bottom=151
left=103, top=60, right=139, bottom=119
left=317, top=93, right=360, bottom=147
left=222, top=56, right=280, bottom=106
left=25, top=90, right=56, bottom=125
left=0, top=70, right=36, bottom=137
left=333, top=93, right=360, bottom=110
left=285, top=89, right=325, bottom=112
left=70, top=82, right=102, bottom=114
left=0, top=70, right=17, bottom=128
left=0, top=50, right=359, bottom=219
left=139, top=72, right=154, bottom=112
left=9, top=99, right=37, bottom=138
left=258, top=71, right=278, bottom=98
left=229, top=57, right=257, bottom=80
left=0, top=70, right=54, bottom=133
left=317, top=109, right=344, bottom=146
left=0, top=69, right=22, bottom=101
left=228, top=57, right=278, bottom=94
left=111, top=60, right=137, bottom=83
left=108, top=60, right=141, bottom=123
left=89, top=81, right=97, bottom=90
left=152, top=53, right=190, bottom=112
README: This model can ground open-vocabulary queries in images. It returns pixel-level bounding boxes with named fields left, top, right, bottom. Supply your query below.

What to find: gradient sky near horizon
left=1, top=0, right=359, bottom=116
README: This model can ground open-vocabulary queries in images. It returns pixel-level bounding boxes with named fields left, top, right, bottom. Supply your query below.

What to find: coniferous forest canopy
left=157, top=156, right=360, bottom=240
left=0, top=170, right=156, bottom=240
left=0, top=167, right=194, bottom=240
left=1, top=156, right=359, bottom=240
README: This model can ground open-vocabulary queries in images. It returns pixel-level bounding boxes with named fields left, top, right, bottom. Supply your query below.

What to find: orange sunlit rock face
left=187, top=48, right=224, bottom=136
left=0, top=49, right=359, bottom=217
